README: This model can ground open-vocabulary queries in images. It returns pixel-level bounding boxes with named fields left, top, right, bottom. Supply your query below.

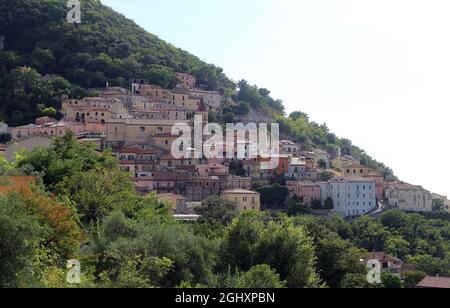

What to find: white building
left=286, top=156, right=306, bottom=180
left=280, top=140, right=301, bottom=155
left=386, top=183, right=433, bottom=213
left=319, top=177, right=377, bottom=217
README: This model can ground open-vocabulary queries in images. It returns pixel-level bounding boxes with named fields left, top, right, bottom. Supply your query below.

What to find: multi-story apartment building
left=105, top=118, right=189, bottom=148
left=221, top=189, right=261, bottom=212
left=319, top=177, right=377, bottom=217
left=385, top=183, right=433, bottom=212
left=11, top=120, right=85, bottom=140
left=286, top=181, right=321, bottom=205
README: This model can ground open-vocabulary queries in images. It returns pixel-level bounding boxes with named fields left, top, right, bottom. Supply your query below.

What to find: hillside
left=0, top=0, right=393, bottom=177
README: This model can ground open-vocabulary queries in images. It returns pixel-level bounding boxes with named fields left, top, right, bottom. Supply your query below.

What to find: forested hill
left=0, top=0, right=393, bottom=177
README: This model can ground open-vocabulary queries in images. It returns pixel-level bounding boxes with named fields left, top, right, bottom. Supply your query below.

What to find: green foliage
left=0, top=196, right=48, bottom=287
left=219, top=212, right=321, bottom=288
left=294, top=215, right=368, bottom=288
left=381, top=272, right=402, bottom=289
left=195, top=196, right=239, bottom=225
left=236, top=265, right=285, bottom=288
left=286, top=196, right=312, bottom=216
left=324, top=197, right=334, bottom=210
left=402, top=271, right=426, bottom=288
left=256, top=184, right=289, bottom=209
left=94, top=211, right=217, bottom=287
left=17, top=132, right=117, bottom=188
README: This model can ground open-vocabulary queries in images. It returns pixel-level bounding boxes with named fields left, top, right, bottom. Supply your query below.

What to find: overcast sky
left=102, top=0, right=450, bottom=197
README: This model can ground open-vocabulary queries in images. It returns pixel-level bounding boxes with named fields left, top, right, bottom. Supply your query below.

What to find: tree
left=385, top=236, right=410, bottom=260
left=236, top=265, right=285, bottom=288
left=256, top=184, right=289, bottom=209
left=294, top=215, right=368, bottom=288
left=381, top=272, right=402, bottom=288
left=287, top=197, right=312, bottom=216
left=0, top=196, right=46, bottom=287
left=324, top=197, right=334, bottom=210
left=18, top=132, right=117, bottom=189
left=195, top=196, right=239, bottom=225
left=402, top=271, right=426, bottom=288
left=56, top=168, right=138, bottom=226
left=320, top=171, right=334, bottom=181
left=317, top=159, right=327, bottom=169
left=254, top=219, right=321, bottom=288
left=94, top=212, right=216, bottom=287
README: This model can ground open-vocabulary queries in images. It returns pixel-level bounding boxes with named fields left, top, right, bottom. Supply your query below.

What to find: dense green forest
left=0, top=0, right=393, bottom=176
left=0, top=133, right=449, bottom=288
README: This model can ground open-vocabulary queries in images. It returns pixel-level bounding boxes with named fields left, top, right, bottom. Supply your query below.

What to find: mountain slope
left=0, top=0, right=394, bottom=177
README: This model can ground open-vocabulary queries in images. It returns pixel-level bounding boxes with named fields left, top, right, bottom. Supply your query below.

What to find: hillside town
left=1, top=70, right=449, bottom=219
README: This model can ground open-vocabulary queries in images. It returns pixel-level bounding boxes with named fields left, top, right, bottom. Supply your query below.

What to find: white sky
left=102, top=0, right=450, bottom=197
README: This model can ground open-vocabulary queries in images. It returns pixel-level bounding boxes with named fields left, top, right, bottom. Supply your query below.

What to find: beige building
left=221, top=189, right=261, bottom=212
left=11, top=121, right=85, bottom=140
left=386, top=183, right=433, bottom=212
left=105, top=118, right=189, bottom=148
left=431, top=193, right=450, bottom=213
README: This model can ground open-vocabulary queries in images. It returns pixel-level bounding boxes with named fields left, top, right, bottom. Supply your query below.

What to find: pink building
left=12, top=120, right=85, bottom=140
left=196, top=162, right=229, bottom=176
left=363, top=172, right=385, bottom=201
left=287, top=181, right=321, bottom=205
left=85, top=121, right=106, bottom=133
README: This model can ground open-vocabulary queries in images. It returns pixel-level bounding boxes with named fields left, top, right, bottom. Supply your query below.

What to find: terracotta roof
left=368, top=252, right=402, bottom=264
left=417, top=276, right=450, bottom=289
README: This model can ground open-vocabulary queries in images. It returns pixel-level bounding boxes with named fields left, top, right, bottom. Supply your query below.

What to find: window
left=140, top=127, right=145, bottom=133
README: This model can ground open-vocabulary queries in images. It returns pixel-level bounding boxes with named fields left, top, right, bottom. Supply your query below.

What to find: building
left=286, top=181, right=321, bottom=205
left=279, top=140, right=301, bottom=155
left=157, top=193, right=188, bottom=214
left=366, top=252, right=403, bottom=277
left=431, top=193, right=450, bottom=213
left=188, top=88, right=222, bottom=110
left=286, top=157, right=306, bottom=180
left=416, top=276, right=450, bottom=289
left=221, top=189, right=261, bottom=212
left=185, top=176, right=220, bottom=202
left=386, top=183, right=433, bottom=213
left=363, top=171, right=385, bottom=201
left=105, top=118, right=189, bottom=148
left=312, top=148, right=330, bottom=168
left=11, top=120, right=85, bottom=140
left=319, top=177, right=377, bottom=217
left=342, top=164, right=372, bottom=177
left=0, top=121, right=9, bottom=135
left=175, top=72, right=196, bottom=89
left=4, top=135, right=54, bottom=161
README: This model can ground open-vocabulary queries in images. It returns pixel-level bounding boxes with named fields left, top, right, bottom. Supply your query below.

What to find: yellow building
left=221, top=189, right=261, bottom=212
left=342, top=164, right=372, bottom=177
